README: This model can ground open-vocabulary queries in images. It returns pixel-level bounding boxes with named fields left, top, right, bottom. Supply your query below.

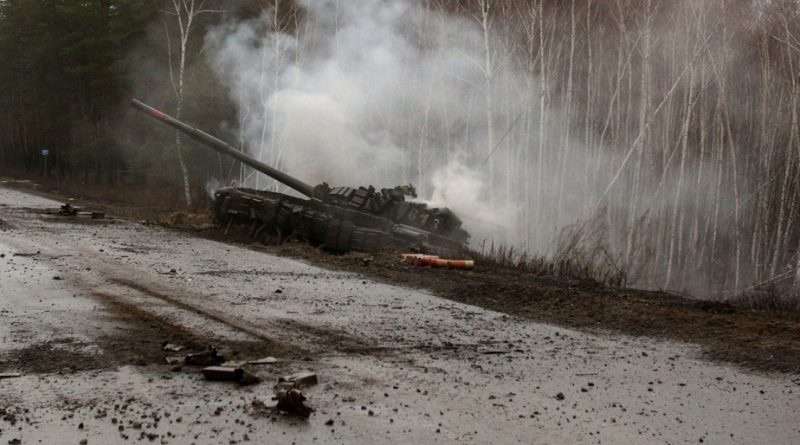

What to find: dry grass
left=470, top=240, right=627, bottom=288
left=728, top=285, right=800, bottom=312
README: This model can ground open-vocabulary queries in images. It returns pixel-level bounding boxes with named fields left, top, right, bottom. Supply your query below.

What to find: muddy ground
left=11, top=179, right=799, bottom=375
left=1, top=179, right=799, bottom=444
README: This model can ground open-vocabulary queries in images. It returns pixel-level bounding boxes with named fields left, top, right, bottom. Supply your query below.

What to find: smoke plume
left=204, top=0, right=524, bottom=244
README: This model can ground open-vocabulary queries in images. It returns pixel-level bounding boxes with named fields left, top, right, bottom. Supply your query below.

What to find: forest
left=2, top=0, right=800, bottom=301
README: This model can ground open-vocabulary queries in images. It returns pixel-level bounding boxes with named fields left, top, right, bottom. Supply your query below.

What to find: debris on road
left=479, top=348, right=511, bottom=355
left=56, top=203, right=105, bottom=219
left=273, top=386, right=314, bottom=418
left=0, top=372, right=22, bottom=380
left=201, top=366, right=261, bottom=385
left=161, top=342, right=183, bottom=352
left=278, top=371, right=318, bottom=388
left=165, top=356, right=183, bottom=365
left=248, top=357, right=279, bottom=365
left=59, top=203, right=81, bottom=216
left=184, top=347, right=225, bottom=366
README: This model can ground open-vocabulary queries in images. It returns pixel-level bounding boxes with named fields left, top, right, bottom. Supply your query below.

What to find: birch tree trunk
left=164, top=0, right=219, bottom=208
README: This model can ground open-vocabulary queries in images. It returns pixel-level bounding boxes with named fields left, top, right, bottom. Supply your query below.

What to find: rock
left=556, top=392, right=565, bottom=401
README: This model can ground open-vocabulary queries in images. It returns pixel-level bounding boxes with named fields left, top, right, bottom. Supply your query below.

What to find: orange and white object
left=444, top=260, right=474, bottom=270
left=402, top=254, right=474, bottom=270
left=401, top=253, right=439, bottom=264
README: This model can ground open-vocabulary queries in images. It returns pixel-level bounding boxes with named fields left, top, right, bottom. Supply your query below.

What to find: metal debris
left=201, top=366, right=261, bottom=385
left=248, top=357, right=279, bottom=365
left=165, top=356, right=183, bottom=365
left=274, top=386, right=314, bottom=418
left=59, top=203, right=81, bottom=216
left=184, top=347, right=225, bottom=366
left=161, top=343, right=183, bottom=352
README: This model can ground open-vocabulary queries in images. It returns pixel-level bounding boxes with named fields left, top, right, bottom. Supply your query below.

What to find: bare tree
left=162, top=0, right=221, bottom=208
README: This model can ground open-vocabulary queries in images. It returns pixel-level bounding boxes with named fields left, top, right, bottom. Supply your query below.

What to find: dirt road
left=1, top=184, right=798, bottom=444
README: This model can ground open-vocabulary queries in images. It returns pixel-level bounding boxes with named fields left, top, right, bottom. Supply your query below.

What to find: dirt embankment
left=6, top=178, right=800, bottom=375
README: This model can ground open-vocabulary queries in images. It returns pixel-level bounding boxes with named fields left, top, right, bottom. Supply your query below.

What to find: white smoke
left=204, top=0, right=526, bottom=246
left=428, top=159, right=518, bottom=244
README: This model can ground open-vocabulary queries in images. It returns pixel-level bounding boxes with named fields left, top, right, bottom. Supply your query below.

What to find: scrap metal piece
left=162, top=343, right=183, bottom=352
left=201, top=366, right=261, bottom=385
left=59, top=203, right=81, bottom=216
left=274, top=387, right=314, bottom=418
left=248, top=357, right=279, bottom=365
left=185, top=347, right=225, bottom=366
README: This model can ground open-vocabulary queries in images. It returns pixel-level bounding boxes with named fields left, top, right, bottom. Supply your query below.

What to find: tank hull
left=214, top=187, right=467, bottom=257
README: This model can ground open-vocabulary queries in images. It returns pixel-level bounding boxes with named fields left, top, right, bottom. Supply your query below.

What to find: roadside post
left=41, top=148, right=49, bottom=178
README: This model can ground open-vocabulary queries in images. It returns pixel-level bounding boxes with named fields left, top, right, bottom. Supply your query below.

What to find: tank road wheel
left=324, top=219, right=355, bottom=252
left=255, top=223, right=284, bottom=246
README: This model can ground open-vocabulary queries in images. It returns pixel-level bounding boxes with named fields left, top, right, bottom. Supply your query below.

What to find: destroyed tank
left=131, top=99, right=469, bottom=256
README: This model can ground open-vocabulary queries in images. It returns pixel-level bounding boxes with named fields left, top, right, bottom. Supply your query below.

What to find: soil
left=5, top=178, right=800, bottom=374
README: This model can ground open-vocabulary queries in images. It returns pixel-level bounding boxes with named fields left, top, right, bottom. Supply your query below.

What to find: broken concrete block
left=279, top=372, right=318, bottom=388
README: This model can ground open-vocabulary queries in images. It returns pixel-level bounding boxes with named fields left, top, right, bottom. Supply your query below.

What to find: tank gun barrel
left=130, top=98, right=316, bottom=198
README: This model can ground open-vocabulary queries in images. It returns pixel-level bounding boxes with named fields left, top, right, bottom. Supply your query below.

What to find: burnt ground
left=5, top=179, right=800, bottom=375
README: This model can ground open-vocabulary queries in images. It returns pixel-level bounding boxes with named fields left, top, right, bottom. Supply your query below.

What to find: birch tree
left=162, top=0, right=220, bottom=208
